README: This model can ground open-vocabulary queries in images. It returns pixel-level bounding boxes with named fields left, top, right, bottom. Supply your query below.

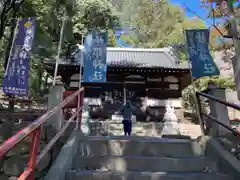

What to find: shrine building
left=44, top=46, right=191, bottom=121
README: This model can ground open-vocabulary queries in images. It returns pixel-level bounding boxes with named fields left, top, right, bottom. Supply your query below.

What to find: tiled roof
left=106, top=47, right=185, bottom=68
left=47, top=46, right=189, bottom=69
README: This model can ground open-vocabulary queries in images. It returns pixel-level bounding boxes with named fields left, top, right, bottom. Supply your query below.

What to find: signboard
left=186, top=29, right=219, bottom=78
left=83, top=31, right=108, bottom=82
left=3, top=18, right=36, bottom=96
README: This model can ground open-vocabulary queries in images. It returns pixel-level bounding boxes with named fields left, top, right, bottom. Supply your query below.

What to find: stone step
left=79, top=137, right=203, bottom=157
left=73, top=156, right=217, bottom=172
left=81, top=135, right=193, bottom=142
left=105, top=122, right=201, bottom=138
left=68, top=170, right=232, bottom=180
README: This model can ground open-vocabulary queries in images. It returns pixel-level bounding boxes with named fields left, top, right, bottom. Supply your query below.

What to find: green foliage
left=0, top=0, right=120, bottom=98
left=72, top=0, right=119, bottom=34
left=0, top=0, right=236, bottom=101
left=117, top=0, right=236, bottom=106
left=132, top=0, right=183, bottom=48
left=118, top=33, right=138, bottom=47
left=108, top=30, right=117, bottom=47
left=113, top=0, right=206, bottom=50
left=183, top=76, right=235, bottom=110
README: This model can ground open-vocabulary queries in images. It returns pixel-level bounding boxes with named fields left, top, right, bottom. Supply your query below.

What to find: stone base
left=160, top=121, right=180, bottom=135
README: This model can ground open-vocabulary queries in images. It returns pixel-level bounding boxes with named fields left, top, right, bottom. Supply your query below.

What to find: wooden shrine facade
left=58, top=66, right=190, bottom=99
left=44, top=47, right=191, bottom=121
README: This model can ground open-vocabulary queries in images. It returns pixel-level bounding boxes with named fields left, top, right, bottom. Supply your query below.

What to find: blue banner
left=83, top=31, right=108, bottom=82
left=186, top=29, right=220, bottom=78
left=3, top=18, right=36, bottom=96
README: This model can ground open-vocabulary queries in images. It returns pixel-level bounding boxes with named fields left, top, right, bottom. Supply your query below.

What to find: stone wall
left=0, top=120, right=74, bottom=180
left=44, top=130, right=81, bottom=180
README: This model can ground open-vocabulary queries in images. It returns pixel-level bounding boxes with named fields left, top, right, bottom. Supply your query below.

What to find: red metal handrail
left=0, top=87, right=84, bottom=180
left=0, top=111, right=46, bottom=116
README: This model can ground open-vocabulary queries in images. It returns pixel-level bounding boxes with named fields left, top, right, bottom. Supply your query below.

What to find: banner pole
left=79, top=44, right=84, bottom=88
left=53, top=8, right=67, bottom=86
left=4, top=19, right=19, bottom=77
left=183, top=29, right=204, bottom=134
left=4, top=19, right=19, bottom=122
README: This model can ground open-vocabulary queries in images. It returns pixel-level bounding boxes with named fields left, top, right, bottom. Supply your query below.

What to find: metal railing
left=196, top=91, right=240, bottom=137
left=0, top=87, right=84, bottom=180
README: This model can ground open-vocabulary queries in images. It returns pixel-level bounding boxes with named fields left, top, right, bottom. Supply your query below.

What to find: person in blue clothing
left=119, top=100, right=135, bottom=136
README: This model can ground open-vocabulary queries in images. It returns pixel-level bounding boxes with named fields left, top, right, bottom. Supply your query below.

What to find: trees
left=69, top=0, right=119, bottom=49
left=0, top=0, right=120, bottom=97
left=32, top=0, right=119, bottom=96
left=113, top=0, right=207, bottom=50
left=0, top=0, right=26, bottom=68
left=0, top=0, right=26, bottom=41
left=200, top=0, right=235, bottom=51
left=74, top=0, right=119, bottom=32
left=114, top=0, right=232, bottom=56
left=112, top=0, right=236, bottom=112
left=182, top=1, right=238, bottom=112
left=1, top=0, right=236, bottom=99
left=19, top=0, right=77, bottom=97
left=209, top=24, right=231, bottom=50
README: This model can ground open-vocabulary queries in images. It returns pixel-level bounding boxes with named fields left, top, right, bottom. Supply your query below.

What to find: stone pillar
left=46, top=82, right=65, bottom=132
left=208, top=86, right=230, bottom=136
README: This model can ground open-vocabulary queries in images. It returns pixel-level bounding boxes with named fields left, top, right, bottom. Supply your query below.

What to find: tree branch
left=4, top=0, right=25, bottom=69
left=0, top=0, right=25, bottom=41
left=0, top=1, right=10, bottom=39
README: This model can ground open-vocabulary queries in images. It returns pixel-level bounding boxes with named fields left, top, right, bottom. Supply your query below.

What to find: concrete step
left=68, top=170, right=232, bottom=180
left=79, top=137, right=203, bottom=157
left=105, top=122, right=201, bottom=138
left=73, top=156, right=217, bottom=172
left=82, top=135, right=191, bottom=141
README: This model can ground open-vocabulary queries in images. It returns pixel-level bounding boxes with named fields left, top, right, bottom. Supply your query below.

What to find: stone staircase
left=67, top=136, right=234, bottom=180
left=104, top=122, right=202, bottom=139
left=81, top=112, right=202, bottom=139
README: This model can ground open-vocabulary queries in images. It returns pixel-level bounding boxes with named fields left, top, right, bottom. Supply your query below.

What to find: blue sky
left=170, top=0, right=212, bottom=26
left=170, top=0, right=206, bottom=16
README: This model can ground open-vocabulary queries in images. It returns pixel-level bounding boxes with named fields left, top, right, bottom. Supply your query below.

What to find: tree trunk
left=3, top=1, right=23, bottom=121
left=0, top=1, right=10, bottom=41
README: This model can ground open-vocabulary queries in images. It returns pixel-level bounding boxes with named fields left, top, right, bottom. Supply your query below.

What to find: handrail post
left=28, top=126, right=42, bottom=180
left=196, top=93, right=205, bottom=135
